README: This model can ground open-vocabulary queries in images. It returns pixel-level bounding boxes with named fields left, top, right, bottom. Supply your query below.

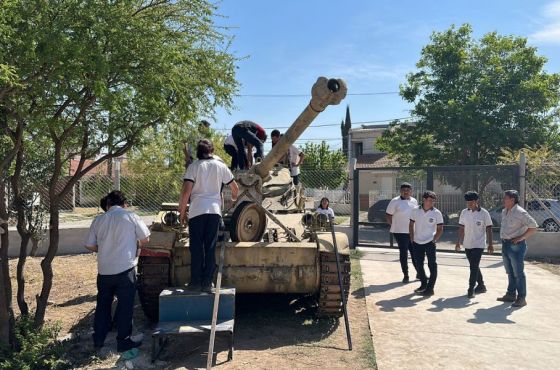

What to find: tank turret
left=226, top=77, right=347, bottom=242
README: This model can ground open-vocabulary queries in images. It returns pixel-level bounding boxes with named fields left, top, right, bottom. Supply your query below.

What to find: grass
left=350, top=249, right=377, bottom=369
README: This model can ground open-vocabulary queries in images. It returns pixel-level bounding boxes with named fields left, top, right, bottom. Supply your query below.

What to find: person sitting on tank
left=179, top=139, right=239, bottom=293
left=316, top=197, right=335, bottom=219
left=223, top=134, right=248, bottom=171
left=231, top=120, right=267, bottom=170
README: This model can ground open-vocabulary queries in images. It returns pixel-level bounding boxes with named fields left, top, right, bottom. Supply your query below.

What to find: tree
left=0, top=0, right=238, bottom=333
left=376, top=24, right=560, bottom=166
left=300, top=141, right=347, bottom=189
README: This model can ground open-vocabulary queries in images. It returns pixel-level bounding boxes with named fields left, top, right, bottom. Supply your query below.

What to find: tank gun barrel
left=252, top=77, right=347, bottom=179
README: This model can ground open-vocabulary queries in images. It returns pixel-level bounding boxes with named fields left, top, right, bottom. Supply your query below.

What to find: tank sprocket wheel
left=230, top=201, right=268, bottom=242
left=316, top=251, right=351, bottom=318
left=137, top=256, right=170, bottom=322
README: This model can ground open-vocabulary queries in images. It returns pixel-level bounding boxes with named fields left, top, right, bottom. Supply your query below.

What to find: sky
left=210, top=0, right=560, bottom=152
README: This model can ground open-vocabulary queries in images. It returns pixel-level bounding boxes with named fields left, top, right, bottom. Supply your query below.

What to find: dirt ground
left=528, top=256, right=560, bottom=276
left=9, top=252, right=376, bottom=369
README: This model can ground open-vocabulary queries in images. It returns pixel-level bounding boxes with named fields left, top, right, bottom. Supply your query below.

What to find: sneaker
left=414, top=285, right=427, bottom=293
left=474, top=285, right=487, bottom=294
left=467, top=289, right=475, bottom=299
left=420, top=289, right=434, bottom=297
left=186, top=282, right=201, bottom=292
left=402, top=275, right=410, bottom=284
left=497, top=293, right=516, bottom=302
left=117, top=338, right=142, bottom=352
left=201, top=282, right=215, bottom=294
left=511, top=297, right=527, bottom=308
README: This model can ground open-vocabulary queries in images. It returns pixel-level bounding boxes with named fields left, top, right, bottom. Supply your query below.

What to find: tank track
left=137, top=256, right=170, bottom=322
left=316, top=251, right=351, bottom=318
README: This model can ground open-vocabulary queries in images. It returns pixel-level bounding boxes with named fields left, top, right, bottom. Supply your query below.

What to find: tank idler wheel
left=230, top=201, right=268, bottom=242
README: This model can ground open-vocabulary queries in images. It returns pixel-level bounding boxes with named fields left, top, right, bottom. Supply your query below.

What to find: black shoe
left=201, top=282, right=214, bottom=294
left=420, top=289, right=434, bottom=297
left=414, top=285, right=427, bottom=293
left=497, top=293, right=516, bottom=302
left=117, top=338, right=142, bottom=352
left=467, top=289, right=475, bottom=299
left=186, top=282, right=201, bottom=292
left=474, top=285, right=487, bottom=294
left=402, top=275, right=410, bottom=284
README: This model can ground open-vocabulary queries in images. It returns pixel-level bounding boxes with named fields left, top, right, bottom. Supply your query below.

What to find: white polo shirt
left=184, top=157, right=234, bottom=219
left=316, top=207, right=335, bottom=218
left=289, top=144, right=302, bottom=177
left=458, top=207, right=493, bottom=249
left=86, top=206, right=151, bottom=275
left=410, top=206, right=444, bottom=244
left=386, top=196, right=418, bottom=234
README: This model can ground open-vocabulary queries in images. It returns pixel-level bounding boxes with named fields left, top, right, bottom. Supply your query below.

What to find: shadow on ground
left=468, top=303, right=516, bottom=324
left=375, top=292, right=431, bottom=312
left=61, top=293, right=342, bottom=368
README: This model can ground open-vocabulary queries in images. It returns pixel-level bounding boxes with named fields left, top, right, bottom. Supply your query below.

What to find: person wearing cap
left=271, top=129, right=305, bottom=185
left=409, top=191, right=444, bottom=296
left=386, top=182, right=419, bottom=283
left=231, top=120, right=267, bottom=170
left=497, top=190, right=538, bottom=308
left=455, top=191, right=494, bottom=298
left=179, top=139, right=239, bottom=293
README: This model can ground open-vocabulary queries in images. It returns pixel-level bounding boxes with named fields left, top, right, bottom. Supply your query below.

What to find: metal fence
left=525, top=162, right=560, bottom=232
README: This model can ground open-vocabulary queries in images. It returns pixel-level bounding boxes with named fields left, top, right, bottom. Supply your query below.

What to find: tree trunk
left=16, top=233, right=30, bottom=316
left=0, top=178, right=15, bottom=347
left=34, top=201, right=59, bottom=328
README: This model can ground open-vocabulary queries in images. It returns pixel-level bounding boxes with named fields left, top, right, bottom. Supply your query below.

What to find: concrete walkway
left=359, top=247, right=560, bottom=370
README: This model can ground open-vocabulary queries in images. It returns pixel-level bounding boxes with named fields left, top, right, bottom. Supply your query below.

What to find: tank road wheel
left=230, top=201, right=268, bottom=242
left=137, top=256, right=170, bottom=322
left=316, top=252, right=351, bottom=318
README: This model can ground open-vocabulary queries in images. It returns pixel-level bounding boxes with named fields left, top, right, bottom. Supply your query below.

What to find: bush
left=0, top=315, right=70, bottom=370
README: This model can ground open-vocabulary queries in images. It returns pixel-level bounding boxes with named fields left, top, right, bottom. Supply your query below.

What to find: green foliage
left=0, top=315, right=70, bottom=370
left=300, top=141, right=347, bottom=189
left=377, top=24, right=560, bottom=166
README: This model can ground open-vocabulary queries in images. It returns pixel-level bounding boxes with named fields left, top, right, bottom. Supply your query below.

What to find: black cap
left=464, top=191, right=479, bottom=201
left=199, top=120, right=211, bottom=127
left=400, top=182, right=412, bottom=189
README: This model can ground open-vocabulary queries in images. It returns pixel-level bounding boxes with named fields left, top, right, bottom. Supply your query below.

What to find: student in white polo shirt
left=386, top=182, right=419, bottom=283
left=409, top=191, right=444, bottom=296
left=455, top=191, right=494, bottom=298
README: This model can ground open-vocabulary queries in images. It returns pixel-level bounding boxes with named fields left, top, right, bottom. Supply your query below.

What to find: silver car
left=489, top=199, right=560, bottom=232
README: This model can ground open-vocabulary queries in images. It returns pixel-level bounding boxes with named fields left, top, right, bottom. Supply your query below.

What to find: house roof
left=355, top=153, right=399, bottom=168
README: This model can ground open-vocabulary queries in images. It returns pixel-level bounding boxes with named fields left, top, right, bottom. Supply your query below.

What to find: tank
left=138, top=77, right=350, bottom=321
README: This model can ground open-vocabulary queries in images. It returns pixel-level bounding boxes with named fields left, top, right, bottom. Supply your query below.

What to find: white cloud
left=529, top=1, right=560, bottom=44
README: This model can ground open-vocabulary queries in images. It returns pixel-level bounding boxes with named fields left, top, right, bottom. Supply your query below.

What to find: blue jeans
left=501, top=240, right=527, bottom=298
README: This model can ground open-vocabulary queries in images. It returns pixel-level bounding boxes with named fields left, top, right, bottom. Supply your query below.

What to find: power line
left=213, top=116, right=412, bottom=131
left=235, top=91, right=399, bottom=98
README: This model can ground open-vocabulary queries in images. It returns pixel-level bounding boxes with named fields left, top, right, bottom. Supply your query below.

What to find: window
left=354, top=142, right=363, bottom=156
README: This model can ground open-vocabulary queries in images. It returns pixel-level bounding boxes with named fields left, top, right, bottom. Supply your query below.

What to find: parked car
left=488, top=199, right=560, bottom=232
left=367, top=199, right=450, bottom=225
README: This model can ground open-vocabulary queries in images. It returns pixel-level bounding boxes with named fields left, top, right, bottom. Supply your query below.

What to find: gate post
left=519, top=151, right=526, bottom=208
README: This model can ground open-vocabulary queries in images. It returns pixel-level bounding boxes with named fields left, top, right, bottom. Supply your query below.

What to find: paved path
left=359, top=247, right=560, bottom=370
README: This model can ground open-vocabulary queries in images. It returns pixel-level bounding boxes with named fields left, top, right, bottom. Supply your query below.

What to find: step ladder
left=151, top=287, right=235, bottom=363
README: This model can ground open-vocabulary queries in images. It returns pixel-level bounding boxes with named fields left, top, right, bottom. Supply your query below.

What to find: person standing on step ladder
left=179, top=139, right=238, bottom=293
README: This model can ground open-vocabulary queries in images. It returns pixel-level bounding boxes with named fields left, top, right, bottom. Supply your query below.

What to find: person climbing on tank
left=270, top=129, right=305, bottom=184
left=223, top=134, right=248, bottom=171
left=179, top=139, right=239, bottom=293
left=231, top=120, right=267, bottom=170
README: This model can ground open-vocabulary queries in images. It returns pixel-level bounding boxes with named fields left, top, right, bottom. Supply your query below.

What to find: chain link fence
left=526, top=162, right=560, bottom=232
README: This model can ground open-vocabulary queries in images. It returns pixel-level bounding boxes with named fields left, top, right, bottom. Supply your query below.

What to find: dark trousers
left=292, top=174, right=299, bottom=185
left=232, top=125, right=263, bottom=170
left=414, top=241, right=437, bottom=289
left=189, top=214, right=221, bottom=285
left=224, top=144, right=239, bottom=170
left=93, top=267, right=136, bottom=346
left=393, top=233, right=417, bottom=276
left=465, top=248, right=484, bottom=289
